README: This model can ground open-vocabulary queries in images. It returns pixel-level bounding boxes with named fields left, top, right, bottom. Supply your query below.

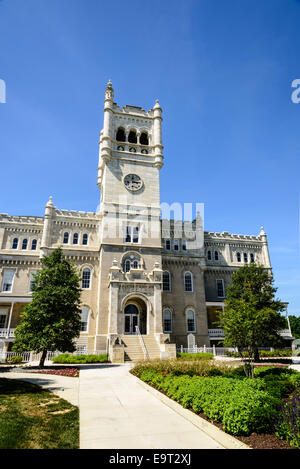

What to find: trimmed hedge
left=52, top=353, right=108, bottom=364
left=177, top=353, right=214, bottom=360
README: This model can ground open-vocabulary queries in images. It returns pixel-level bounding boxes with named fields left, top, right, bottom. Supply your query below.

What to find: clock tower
left=95, top=81, right=168, bottom=354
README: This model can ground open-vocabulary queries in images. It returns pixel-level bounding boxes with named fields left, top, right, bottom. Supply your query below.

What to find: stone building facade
left=0, top=82, right=280, bottom=360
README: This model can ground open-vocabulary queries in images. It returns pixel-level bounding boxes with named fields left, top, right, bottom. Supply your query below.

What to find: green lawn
left=0, top=378, right=79, bottom=449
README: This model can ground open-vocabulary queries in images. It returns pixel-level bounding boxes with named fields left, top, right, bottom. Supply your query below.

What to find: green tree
left=288, top=315, right=300, bottom=340
left=13, top=248, right=82, bottom=368
left=218, top=263, right=286, bottom=376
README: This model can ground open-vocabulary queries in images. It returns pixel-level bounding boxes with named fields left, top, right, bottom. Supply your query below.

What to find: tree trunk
left=254, top=347, right=260, bottom=362
left=39, top=349, right=47, bottom=368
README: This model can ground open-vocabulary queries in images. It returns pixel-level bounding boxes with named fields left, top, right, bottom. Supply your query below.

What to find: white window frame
left=63, top=232, right=70, bottom=244
left=2, top=269, right=15, bottom=293
left=29, top=270, right=38, bottom=293
left=82, top=233, right=88, bottom=246
left=22, top=238, right=28, bottom=250
left=80, top=306, right=90, bottom=333
left=0, top=309, right=8, bottom=329
left=163, top=309, right=173, bottom=333
left=81, top=267, right=92, bottom=289
left=216, top=279, right=225, bottom=298
left=186, top=309, right=196, bottom=333
left=73, top=233, right=79, bottom=245
left=124, top=226, right=140, bottom=244
left=11, top=237, right=19, bottom=250
left=184, top=272, right=193, bottom=292
left=31, top=239, right=38, bottom=250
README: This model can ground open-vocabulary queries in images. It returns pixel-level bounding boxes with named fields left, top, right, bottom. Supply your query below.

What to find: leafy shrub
left=135, top=368, right=282, bottom=436
left=177, top=353, right=214, bottom=360
left=131, top=358, right=234, bottom=378
left=273, top=394, right=300, bottom=448
left=6, top=356, right=23, bottom=364
left=52, top=353, right=108, bottom=364
left=225, top=350, right=292, bottom=358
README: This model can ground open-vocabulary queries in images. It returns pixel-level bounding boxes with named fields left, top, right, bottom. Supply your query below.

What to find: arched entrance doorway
left=123, top=297, right=147, bottom=335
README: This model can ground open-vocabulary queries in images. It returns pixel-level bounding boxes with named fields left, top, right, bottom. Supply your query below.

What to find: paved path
left=79, top=364, right=225, bottom=449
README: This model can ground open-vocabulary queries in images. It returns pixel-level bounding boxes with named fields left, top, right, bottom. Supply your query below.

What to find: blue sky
left=0, top=0, right=300, bottom=314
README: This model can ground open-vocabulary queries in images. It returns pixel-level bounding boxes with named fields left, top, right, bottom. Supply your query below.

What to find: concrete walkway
left=79, top=364, right=225, bottom=449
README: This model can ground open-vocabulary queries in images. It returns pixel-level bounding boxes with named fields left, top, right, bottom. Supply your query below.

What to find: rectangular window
left=2, top=270, right=15, bottom=292
left=216, top=279, right=225, bottom=298
left=165, top=239, right=171, bottom=250
left=174, top=240, right=179, bottom=251
left=182, top=240, right=187, bottom=251
left=187, top=310, right=196, bottom=333
left=29, top=271, right=37, bottom=292
left=124, top=226, right=139, bottom=243
left=80, top=307, right=89, bottom=332
left=0, top=314, right=7, bottom=328
left=163, top=310, right=172, bottom=333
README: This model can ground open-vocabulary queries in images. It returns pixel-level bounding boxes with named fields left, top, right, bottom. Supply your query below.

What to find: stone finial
left=105, top=79, right=114, bottom=101
left=46, top=196, right=54, bottom=207
left=260, top=225, right=266, bottom=236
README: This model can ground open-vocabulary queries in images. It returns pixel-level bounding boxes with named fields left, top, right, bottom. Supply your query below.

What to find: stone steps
left=121, top=335, right=161, bottom=361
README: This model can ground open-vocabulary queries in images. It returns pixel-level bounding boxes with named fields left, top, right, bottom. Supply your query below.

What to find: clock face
left=123, top=174, right=143, bottom=191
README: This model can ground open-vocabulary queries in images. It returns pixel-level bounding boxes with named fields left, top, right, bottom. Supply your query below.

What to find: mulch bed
left=197, top=412, right=297, bottom=450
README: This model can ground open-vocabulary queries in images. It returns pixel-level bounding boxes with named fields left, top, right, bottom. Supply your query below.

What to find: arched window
left=214, top=251, right=219, bottom=261
left=250, top=253, right=255, bottom=263
left=184, top=272, right=193, bottom=292
left=82, top=268, right=91, bottom=289
left=186, top=309, right=196, bottom=333
left=63, top=232, right=69, bottom=244
left=125, top=260, right=131, bottom=273
left=244, top=253, right=248, bottom=263
left=207, top=250, right=212, bottom=260
left=128, top=130, right=137, bottom=143
left=163, top=309, right=172, bottom=333
left=73, top=233, right=79, bottom=245
left=12, top=238, right=18, bottom=249
left=163, top=271, right=171, bottom=292
left=133, top=260, right=139, bottom=269
left=82, top=233, right=88, bottom=246
left=22, top=239, right=28, bottom=250
left=237, top=252, right=241, bottom=262
left=140, top=132, right=149, bottom=145
left=116, top=127, right=126, bottom=142
left=80, top=307, right=89, bottom=332
left=31, top=239, right=37, bottom=250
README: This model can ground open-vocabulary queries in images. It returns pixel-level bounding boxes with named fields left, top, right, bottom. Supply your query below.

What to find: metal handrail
left=135, top=325, right=150, bottom=360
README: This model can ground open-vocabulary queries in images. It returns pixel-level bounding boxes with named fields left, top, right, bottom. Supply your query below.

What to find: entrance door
left=124, top=304, right=139, bottom=334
